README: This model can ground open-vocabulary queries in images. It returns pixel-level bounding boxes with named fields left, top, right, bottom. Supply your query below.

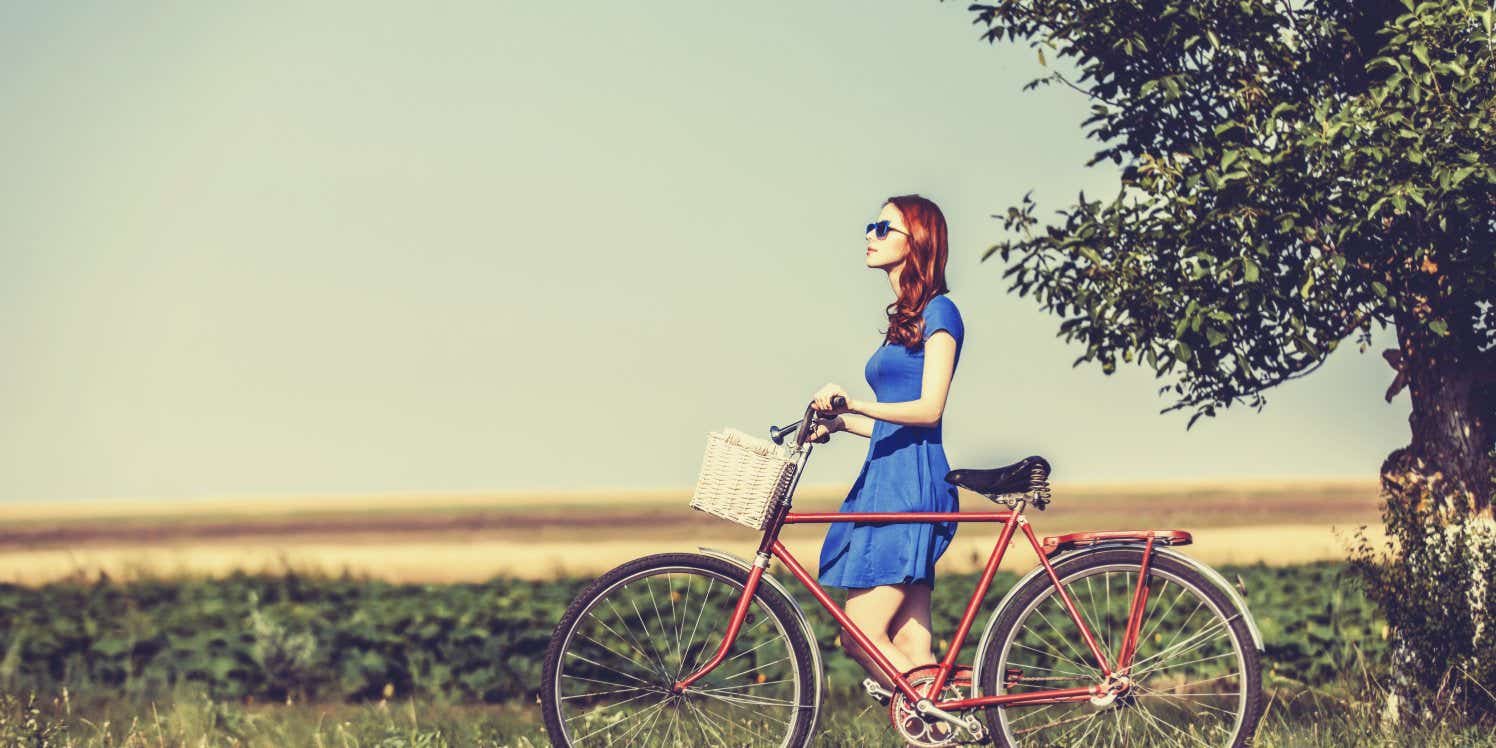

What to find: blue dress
left=817, top=294, right=965, bottom=590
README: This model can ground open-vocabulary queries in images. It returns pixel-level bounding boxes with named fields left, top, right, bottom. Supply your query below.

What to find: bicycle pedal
left=862, top=677, right=892, bottom=705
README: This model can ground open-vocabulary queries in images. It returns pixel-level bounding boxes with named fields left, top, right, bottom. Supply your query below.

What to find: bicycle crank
left=889, top=673, right=987, bottom=746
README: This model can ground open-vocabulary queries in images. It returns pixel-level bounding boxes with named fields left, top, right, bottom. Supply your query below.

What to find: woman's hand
left=811, top=383, right=852, bottom=415
left=806, top=415, right=842, bottom=444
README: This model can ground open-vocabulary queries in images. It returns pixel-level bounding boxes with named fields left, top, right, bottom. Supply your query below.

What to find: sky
left=0, top=1, right=1410, bottom=503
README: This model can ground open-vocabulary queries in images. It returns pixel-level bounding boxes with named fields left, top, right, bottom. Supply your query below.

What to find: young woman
left=806, top=194, right=967, bottom=696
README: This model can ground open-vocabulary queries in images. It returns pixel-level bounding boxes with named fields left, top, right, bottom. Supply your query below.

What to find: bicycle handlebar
left=770, top=395, right=847, bottom=447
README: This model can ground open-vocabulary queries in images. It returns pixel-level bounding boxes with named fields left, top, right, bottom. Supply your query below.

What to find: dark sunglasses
left=866, top=220, right=911, bottom=240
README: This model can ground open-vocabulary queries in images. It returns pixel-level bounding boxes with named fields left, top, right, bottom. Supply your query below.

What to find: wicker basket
left=689, top=427, right=798, bottom=530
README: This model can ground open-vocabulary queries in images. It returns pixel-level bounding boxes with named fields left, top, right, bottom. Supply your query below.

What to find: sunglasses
left=866, top=220, right=911, bottom=240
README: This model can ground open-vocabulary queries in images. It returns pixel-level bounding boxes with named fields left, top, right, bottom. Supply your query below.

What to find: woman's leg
left=841, top=584, right=918, bottom=689
left=888, top=581, right=937, bottom=667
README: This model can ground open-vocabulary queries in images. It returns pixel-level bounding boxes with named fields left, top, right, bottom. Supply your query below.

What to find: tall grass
left=3, top=682, right=1494, bottom=747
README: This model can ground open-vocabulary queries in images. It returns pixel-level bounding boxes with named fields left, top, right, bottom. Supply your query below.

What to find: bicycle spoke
left=561, top=682, right=649, bottom=702
left=597, top=696, right=670, bottom=746
left=623, top=696, right=670, bottom=747
left=1138, top=582, right=1189, bottom=652
left=563, top=651, right=657, bottom=689
left=1103, top=572, right=1114, bottom=666
left=1008, top=643, right=1098, bottom=680
left=664, top=572, right=683, bottom=672
left=995, top=561, right=1251, bottom=747
left=550, top=563, right=805, bottom=747
left=601, top=597, right=670, bottom=677
left=627, top=594, right=669, bottom=675
left=682, top=697, right=729, bottom=745
left=573, top=631, right=660, bottom=681
left=1034, top=601, right=1102, bottom=672
left=1134, top=650, right=1240, bottom=684
left=689, top=693, right=787, bottom=744
left=1073, top=571, right=1116, bottom=669
left=1129, top=699, right=1198, bottom=747
left=1128, top=614, right=1235, bottom=674
left=567, top=691, right=661, bottom=742
left=678, top=578, right=718, bottom=675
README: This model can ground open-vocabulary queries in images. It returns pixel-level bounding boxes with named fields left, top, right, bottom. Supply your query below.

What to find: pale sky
left=1, top=1, right=1409, bottom=503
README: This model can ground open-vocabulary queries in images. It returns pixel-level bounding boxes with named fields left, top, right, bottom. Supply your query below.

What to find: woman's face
left=865, top=203, right=911, bottom=271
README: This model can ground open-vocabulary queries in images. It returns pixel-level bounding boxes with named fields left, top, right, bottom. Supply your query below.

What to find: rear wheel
left=978, top=548, right=1262, bottom=747
left=539, top=553, right=820, bottom=747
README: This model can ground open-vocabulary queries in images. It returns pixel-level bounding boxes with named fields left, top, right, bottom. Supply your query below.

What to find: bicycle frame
left=670, top=408, right=1173, bottom=716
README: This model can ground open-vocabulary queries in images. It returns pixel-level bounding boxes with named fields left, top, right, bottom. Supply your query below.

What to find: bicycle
left=539, top=396, right=1265, bottom=746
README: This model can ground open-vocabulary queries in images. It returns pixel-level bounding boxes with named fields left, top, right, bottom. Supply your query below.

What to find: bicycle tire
left=977, top=547, right=1263, bottom=747
left=539, top=552, right=820, bottom=747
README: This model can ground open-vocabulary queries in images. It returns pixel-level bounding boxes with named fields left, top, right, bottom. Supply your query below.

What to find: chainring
left=887, top=668, right=975, bottom=748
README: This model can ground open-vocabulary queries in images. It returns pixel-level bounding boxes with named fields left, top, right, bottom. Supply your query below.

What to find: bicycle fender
left=696, top=546, right=826, bottom=711
left=970, top=543, right=1265, bottom=694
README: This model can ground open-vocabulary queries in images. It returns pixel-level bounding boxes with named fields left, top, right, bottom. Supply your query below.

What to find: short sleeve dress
left=817, top=294, right=966, bottom=590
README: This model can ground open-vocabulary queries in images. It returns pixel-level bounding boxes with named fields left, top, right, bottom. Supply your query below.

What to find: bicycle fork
left=670, top=550, right=771, bottom=694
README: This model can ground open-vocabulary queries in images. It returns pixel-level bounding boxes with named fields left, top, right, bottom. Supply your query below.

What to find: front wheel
left=539, top=553, right=820, bottom=747
left=977, top=548, right=1263, bottom=747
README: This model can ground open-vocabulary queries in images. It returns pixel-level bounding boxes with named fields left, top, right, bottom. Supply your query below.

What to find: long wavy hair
left=880, top=194, right=951, bottom=351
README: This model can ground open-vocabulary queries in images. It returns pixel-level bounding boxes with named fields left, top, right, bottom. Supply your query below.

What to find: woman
left=807, top=193, right=967, bottom=697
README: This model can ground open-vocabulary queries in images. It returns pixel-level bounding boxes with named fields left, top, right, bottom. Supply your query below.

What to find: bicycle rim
left=994, top=562, right=1250, bottom=746
left=550, top=565, right=805, bottom=747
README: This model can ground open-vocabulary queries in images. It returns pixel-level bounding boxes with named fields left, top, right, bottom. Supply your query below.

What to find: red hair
left=880, top=194, right=951, bottom=351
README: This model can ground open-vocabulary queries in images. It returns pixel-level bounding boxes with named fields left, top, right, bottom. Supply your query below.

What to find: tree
left=956, top=0, right=1495, bottom=718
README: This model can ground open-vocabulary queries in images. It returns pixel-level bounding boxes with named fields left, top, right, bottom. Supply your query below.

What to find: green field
left=2, top=559, right=1477, bottom=746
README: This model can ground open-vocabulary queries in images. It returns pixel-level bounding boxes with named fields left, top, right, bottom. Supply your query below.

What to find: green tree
left=957, top=0, right=1495, bottom=718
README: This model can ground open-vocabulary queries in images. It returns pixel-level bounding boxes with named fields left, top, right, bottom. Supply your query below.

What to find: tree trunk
left=1384, top=313, right=1495, bottom=517
left=1375, top=312, right=1496, bottom=723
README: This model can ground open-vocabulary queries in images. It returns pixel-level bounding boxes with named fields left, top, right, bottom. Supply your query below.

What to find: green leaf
left=1213, top=120, right=1240, bottom=136
left=1412, top=43, right=1430, bottom=68
left=1175, top=340, right=1192, bottom=363
left=1299, top=273, right=1315, bottom=299
left=1243, top=257, right=1260, bottom=282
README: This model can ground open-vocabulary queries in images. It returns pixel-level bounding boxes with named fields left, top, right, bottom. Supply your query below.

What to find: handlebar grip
left=831, top=394, right=846, bottom=409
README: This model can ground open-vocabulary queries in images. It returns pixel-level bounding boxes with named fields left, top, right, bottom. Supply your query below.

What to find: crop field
left=0, top=478, right=1450, bottom=746
left=0, top=478, right=1382, bottom=585
left=0, top=560, right=1485, bottom=746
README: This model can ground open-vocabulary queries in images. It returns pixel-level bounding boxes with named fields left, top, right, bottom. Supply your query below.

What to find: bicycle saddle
left=945, top=456, right=1051, bottom=496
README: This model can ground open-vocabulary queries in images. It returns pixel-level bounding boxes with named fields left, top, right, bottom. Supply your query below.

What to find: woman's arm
left=844, top=331, right=958, bottom=428
left=831, top=413, right=876, bottom=438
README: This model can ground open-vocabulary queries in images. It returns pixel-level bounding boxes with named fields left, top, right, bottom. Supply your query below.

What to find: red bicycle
left=539, top=397, right=1264, bottom=746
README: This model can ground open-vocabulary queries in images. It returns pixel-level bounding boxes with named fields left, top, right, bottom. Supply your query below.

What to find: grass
left=4, top=680, right=1494, bottom=747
